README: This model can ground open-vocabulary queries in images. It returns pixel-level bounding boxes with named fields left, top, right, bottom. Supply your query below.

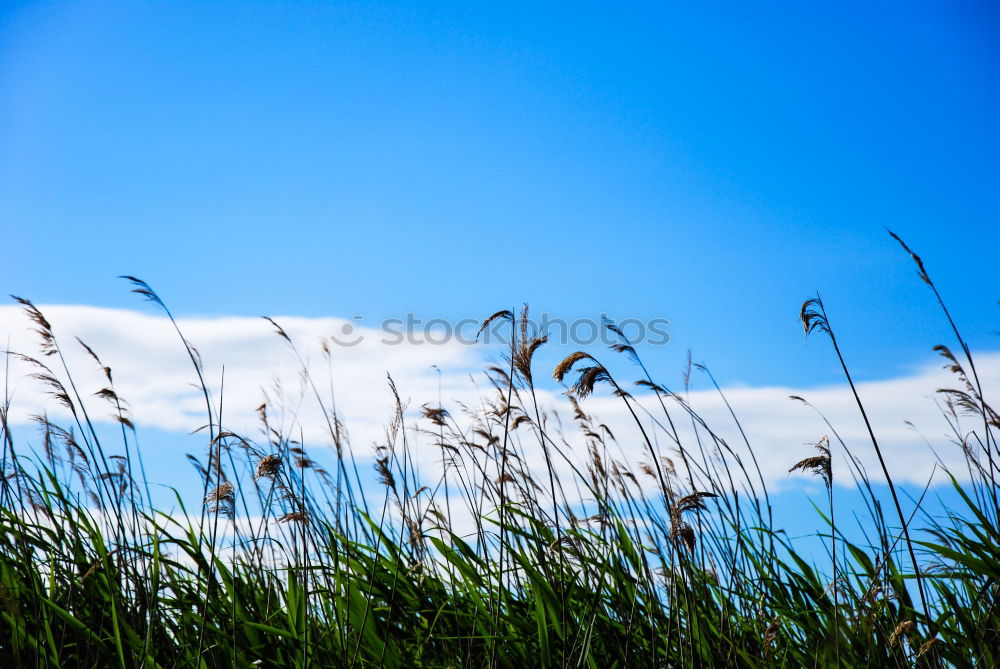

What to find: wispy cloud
left=2, top=304, right=995, bottom=489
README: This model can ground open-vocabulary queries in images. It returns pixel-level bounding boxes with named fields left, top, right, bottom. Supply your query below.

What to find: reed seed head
left=889, top=620, right=914, bottom=648
left=255, top=454, right=280, bottom=480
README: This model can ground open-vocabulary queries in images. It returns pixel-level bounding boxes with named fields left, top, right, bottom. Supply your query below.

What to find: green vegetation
left=1, top=234, right=997, bottom=667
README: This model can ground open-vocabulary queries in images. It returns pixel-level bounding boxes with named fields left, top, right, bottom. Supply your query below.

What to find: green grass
left=1, top=234, right=997, bottom=667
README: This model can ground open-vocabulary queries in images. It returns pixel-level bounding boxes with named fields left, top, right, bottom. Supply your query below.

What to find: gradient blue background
left=4, top=1, right=998, bottom=388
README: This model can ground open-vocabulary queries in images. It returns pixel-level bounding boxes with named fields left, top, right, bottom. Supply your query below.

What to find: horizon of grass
left=1, top=231, right=997, bottom=668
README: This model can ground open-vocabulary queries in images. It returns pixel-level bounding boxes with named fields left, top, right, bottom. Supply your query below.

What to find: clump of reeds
left=0, top=233, right=996, bottom=667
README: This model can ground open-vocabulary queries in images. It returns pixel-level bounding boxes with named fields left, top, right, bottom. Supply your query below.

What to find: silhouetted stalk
left=801, top=294, right=929, bottom=629
left=492, top=312, right=516, bottom=668
left=889, top=230, right=999, bottom=522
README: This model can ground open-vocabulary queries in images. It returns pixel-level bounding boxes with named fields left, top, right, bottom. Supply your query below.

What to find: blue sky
left=3, top=2, right=999, bottom=387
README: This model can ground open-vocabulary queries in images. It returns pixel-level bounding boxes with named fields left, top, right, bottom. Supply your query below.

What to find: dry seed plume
left=421, top=404, right=449, bottom=427
left=205, top=481, right=235, bottom=517
left=800, top=296, right=831, bottom=337
left=11, top=296, right=57, bottom=356
left=887, top=229, right=931, bottom=285
left=605, top=319, right=641, bottom=365
left=477, top=309, right=513, bottom=339
left=788, top=435, right=832, bottom=489
left=375, top=456, right=396, bottom=490
left=119, top=275, right=165, bottom=308
left=670, top=492, right=717, bottom=553
left=554, top=352, right=615, bottom=399
left=553, top=352, right=594, bottom=384
left=18, top=354, right=75, bottom=414
left=572, top=365, right=613, bottom=399
left=262, top=316, right=291, bottom=343
left=762, top=618, right=780, bottom=656
left=889, top=620, right=914, bottom=648
left=255, top=454, right=280, bottom=480
left=675, top=492, right=717, bottom=513
left=917, top=638, right=939, bottom=658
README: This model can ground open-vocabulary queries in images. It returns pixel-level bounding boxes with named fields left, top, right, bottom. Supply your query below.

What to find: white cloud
left=1, top=304, right=996, bottom=493
left=0, top=303, right=481, bottom=446
left=576, top=358, right=998, bottom=491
